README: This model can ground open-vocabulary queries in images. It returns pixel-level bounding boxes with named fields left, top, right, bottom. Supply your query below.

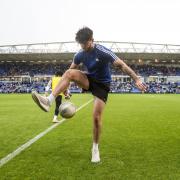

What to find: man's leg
left=52, top=95, right=62, bottom=123
left=32, top=69, right=89, bottom=112
left=91, top=97, right=105, bottom=163
left=52, top=69, right=89, bottom=97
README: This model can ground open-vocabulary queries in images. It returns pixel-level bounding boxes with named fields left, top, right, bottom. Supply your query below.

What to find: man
left=45, top=71, right=71, bottom=123
left=32, top=27, right=146, bottom=163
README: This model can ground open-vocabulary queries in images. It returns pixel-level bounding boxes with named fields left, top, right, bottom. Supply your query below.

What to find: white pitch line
left=0, top=99, right=93, bottom=168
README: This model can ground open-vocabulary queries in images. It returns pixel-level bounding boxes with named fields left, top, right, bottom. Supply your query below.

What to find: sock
left=53, top=115, right=57, bottom=120
left=47, top=93, right=55, bottom=105
left=93, top=142, right=99, bottom=151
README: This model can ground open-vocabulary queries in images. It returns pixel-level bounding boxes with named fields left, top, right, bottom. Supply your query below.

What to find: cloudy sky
left=0, top=0, right=180, bottom=45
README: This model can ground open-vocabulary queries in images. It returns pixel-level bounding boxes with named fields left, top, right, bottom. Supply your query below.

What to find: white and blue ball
left=59, top=102, right=76, bottom=119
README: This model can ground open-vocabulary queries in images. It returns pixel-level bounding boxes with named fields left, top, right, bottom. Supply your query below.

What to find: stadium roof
left=0, top=41, right=180, bottom=64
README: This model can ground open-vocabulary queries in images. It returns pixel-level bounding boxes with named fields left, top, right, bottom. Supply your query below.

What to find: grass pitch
left=0, top=94, right=180, bottom=179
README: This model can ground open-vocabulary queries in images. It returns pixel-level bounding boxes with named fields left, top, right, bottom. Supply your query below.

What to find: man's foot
left=52, top=118, right=60, bottom=123
left=32, top=91, right=50, bottom=112
left=91, top=148, right=100, bottom=163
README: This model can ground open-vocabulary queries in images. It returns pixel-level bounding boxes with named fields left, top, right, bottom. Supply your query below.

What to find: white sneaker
left=32, top=91, right=50, bottom=112
left=52, top=118, right=59, bottom=123
left=91, top=149, right=100, bottom=163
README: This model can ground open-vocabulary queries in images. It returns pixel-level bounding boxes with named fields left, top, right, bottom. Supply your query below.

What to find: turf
left=0, top=94, right=180, bottom=179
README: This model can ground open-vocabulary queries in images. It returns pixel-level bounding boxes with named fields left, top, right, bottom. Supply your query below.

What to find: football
left=59, top=102, right=76, bottom=119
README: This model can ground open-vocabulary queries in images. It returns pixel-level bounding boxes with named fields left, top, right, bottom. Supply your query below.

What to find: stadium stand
left=1, top=62, right=180, bottom=76
left=0, top=62, right=180, bottom=94
left=0, top=42, right=180, bottom=94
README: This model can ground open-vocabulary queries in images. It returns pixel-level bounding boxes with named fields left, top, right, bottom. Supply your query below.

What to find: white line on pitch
left=0, top=99, right=93, bottom=168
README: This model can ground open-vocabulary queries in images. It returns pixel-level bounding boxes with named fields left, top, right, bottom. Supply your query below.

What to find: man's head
left=55, top=71, right=63, bottom=77
left=75, top=27, right=94, bottom=51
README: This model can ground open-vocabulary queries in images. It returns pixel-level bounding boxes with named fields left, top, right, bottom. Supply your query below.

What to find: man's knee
left=64, top=69, right=77, bottom=80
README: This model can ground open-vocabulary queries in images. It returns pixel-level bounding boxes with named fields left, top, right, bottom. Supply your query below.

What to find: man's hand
left=63, top=90, right=72, bottom=100
left=135, top=79, right=147, bottom=92
left=45, top=92, right=49, bottom=97
left=65, top=94, right=71, bottom=100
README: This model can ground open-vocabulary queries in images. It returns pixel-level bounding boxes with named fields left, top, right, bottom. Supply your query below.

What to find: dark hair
left=75, top=27, right=93, bottom=44
left=55, top=71, right=63, bottom=76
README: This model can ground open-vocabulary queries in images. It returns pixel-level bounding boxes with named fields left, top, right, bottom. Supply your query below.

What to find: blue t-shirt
left=73, top=44, right=118, bottom=83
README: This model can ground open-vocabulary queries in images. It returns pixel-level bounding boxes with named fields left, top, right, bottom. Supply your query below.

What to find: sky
left=0, top=0, right=180, bottom=45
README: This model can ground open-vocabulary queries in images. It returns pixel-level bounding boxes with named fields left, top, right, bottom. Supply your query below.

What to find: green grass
left=0, top=94, right=180, bottom=179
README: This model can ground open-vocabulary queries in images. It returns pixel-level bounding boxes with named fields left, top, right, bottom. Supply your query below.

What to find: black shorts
left=83, top=74, right=110, bottom=103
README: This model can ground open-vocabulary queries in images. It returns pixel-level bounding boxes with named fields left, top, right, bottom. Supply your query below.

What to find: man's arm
left=113, top=58, right=147, bottom=91
left=45, top=79, right=52, bottom=96
left=69, top=62, right=79, bottom=69
left=61, top=62, right=79, bottom=98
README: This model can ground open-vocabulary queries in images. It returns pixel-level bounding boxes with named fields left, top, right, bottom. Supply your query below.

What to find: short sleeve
left=96, top=45, right=118, bottom=63
left=73, top=52, right=82, bottom=65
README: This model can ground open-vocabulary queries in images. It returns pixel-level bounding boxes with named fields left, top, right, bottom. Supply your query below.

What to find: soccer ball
left=59, top=102, right=76, bottom=119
